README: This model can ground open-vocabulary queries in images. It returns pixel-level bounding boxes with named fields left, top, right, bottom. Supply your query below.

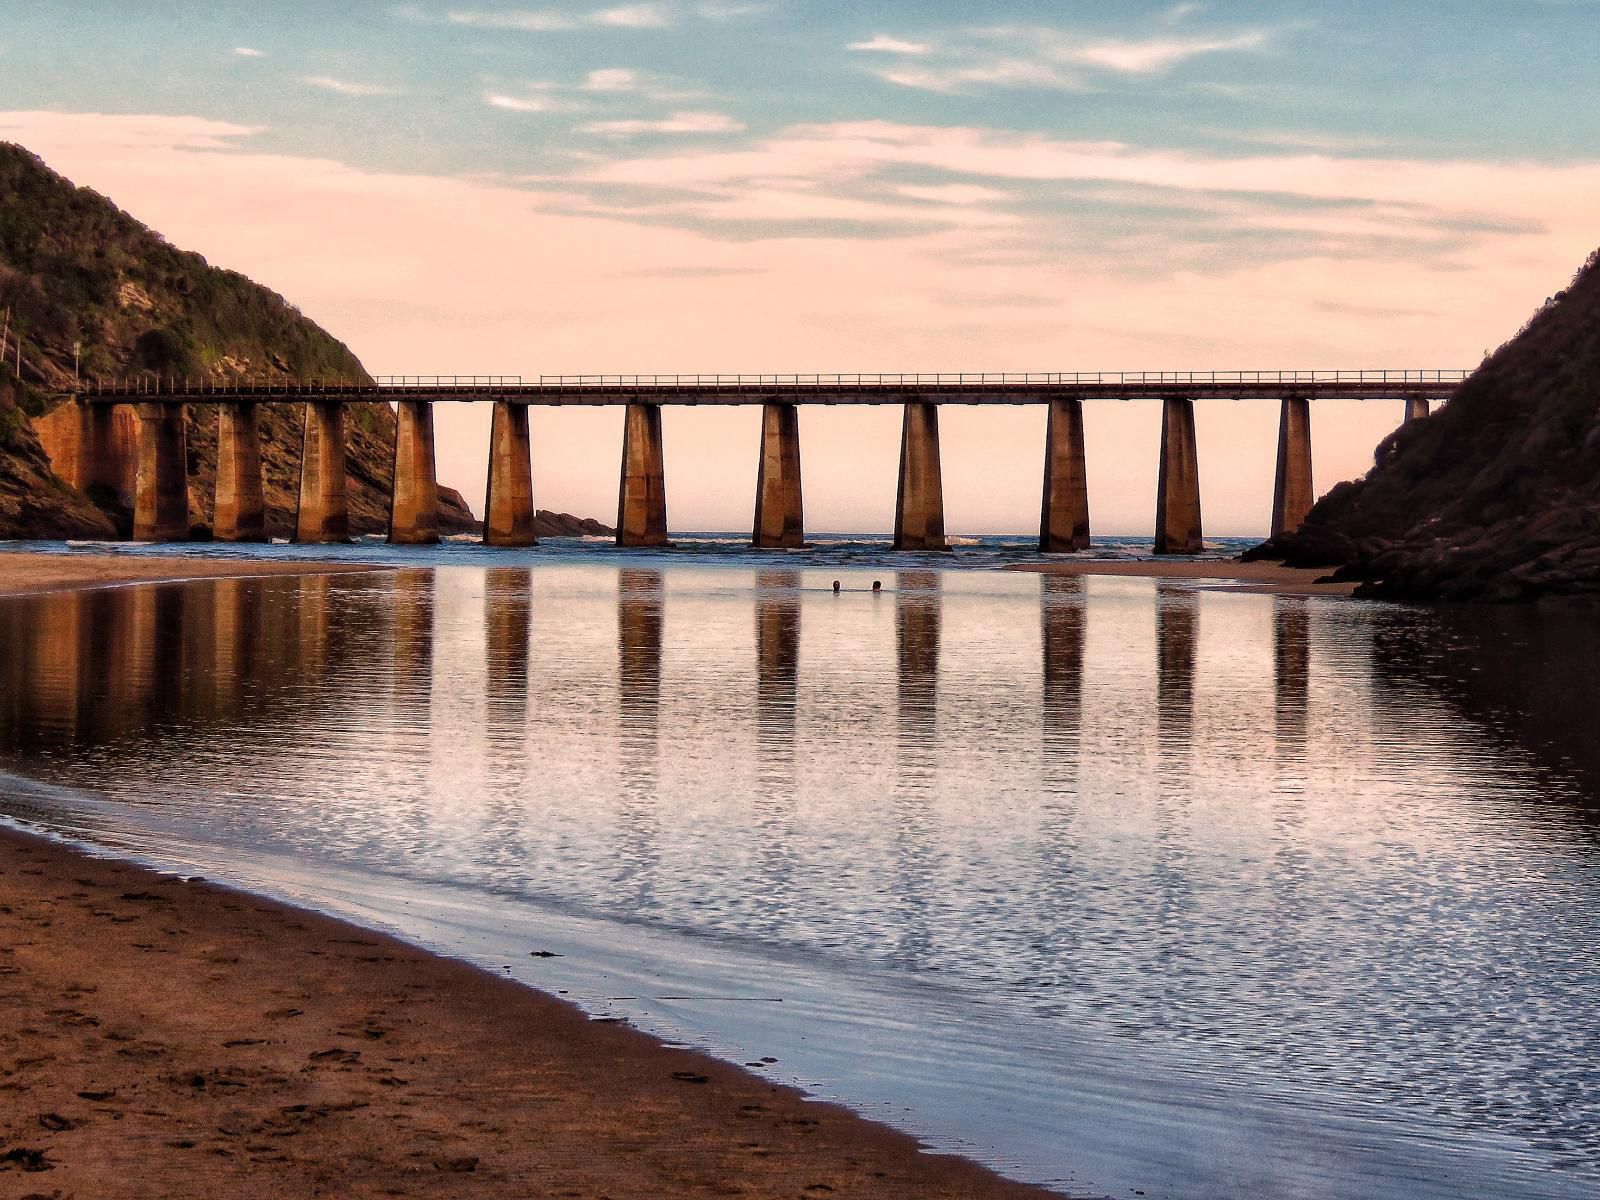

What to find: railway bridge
left=62, top=371, right=1466, bottom=551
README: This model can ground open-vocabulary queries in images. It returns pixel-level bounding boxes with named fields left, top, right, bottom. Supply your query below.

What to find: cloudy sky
left=2, top=1, right=1597, bottom=535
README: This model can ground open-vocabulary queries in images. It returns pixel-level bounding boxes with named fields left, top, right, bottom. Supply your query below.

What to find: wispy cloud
left=232, top=47, right=266, bottom=59
left=857, top=21, right=1273, bottom=93
left=300, top=76, right=404, bottom=97
left=443, top=4, right=672, bottom=31
left=692, top=1, right=771, bottom=19
left=847, top=35, right=931, bottom=56
left=581, top=110, right=745, bottom=135
left=484, top=91, right=583, bottom=113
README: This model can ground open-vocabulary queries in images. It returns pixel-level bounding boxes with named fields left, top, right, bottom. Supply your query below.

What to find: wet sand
left=1007, top=557, right=1355, bottom=596
left=0, top=550, right=1066, bottom=1199
left=0, top=549, right=385, bottom=598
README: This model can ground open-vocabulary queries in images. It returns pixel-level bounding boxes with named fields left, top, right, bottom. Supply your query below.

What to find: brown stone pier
left=893, top=402, right=947, bottom=552
left=133, top=402, right=190, bottom=542
left=484, top=402, right=537, bottom=547
left=389, top=400, right=440, bottom=545
left=1270, top=396, right=1314, bottom=538
left=214, top=402, right=266, bottom=543
left=1404, top=397, right=1431, bottom=423
left=617, top=403, right=669, bottom=548
left=1040, top=397, right=1091, bottom=553
left=1153, top=396, right=1203, bottom=555
left=752, top=403, right=805, bottom=549
left=294, top=401, right=350, bottom=544
left=55, top=398, right=136, bottom=503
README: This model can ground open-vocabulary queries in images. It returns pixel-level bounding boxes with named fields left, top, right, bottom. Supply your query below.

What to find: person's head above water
left=832, top=580, right=841, bottom=593
left=872, top=580, right=882, bottom=592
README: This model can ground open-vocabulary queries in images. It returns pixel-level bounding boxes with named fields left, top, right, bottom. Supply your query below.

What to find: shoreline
left=0, top=550, right=1068, bottom=1199
left=1006, top=557, right=1356, bottom=596
left=0, top=548, right=389, bottom=598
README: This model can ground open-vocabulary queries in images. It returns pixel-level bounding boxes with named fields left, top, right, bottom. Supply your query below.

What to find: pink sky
left=5, top=111, right=1593, bottom=536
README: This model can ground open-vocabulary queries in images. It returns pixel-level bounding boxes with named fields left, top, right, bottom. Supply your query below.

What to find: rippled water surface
left=1, top=552, right=1597, bottom=1199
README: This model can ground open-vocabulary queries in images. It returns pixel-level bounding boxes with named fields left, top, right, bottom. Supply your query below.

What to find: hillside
left=0, top=143, right=480, bottom=538
left=1249, top=247, right=1600, bottom=601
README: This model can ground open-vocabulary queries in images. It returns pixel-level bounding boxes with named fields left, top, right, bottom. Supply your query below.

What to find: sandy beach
left=1007, top=557, right=1356, bottom=596
left=0, top=549, right=1065, bottom=1199
left=0, top=549, right=387, bottom=598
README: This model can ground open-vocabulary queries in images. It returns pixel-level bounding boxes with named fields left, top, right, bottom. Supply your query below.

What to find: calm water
left=1, top=550, right=1597, bottom=1199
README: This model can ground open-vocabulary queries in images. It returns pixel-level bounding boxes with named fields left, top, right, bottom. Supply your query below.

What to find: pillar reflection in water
left=895, top=571, right=941, bottom=751
left=484, top=568, right=532, bottom=755
left=1273, top=597, right=1312, bottom=758
left=892, top=571, right=942, bottom=967
left=1155, top=583, right=1198, bottom=762
left=751, top=570, right=801, bottom=930
left=754, top=570, right=801, bottom=764
left=616, top=569, right=664, bottom=904
left=390, top=569, right=435, bottom=717
left=1040, top=575, right=1086, bottom=756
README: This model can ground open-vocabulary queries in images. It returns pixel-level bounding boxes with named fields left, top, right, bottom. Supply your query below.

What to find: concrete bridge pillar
left=1154, top=396, right=1203, bottom=556
left=214, top=402, right=266, bottom=543
left=1404, top=397, right=1431, bottom=424
left=68, top=399, right=130, bottom=501
left=294, top=401, right=350, bottom=544
left=133, top=402, right=189, bottom=542
left=390, top=400, right=440, bottom=545
left=1040, top=397, right=1091, bottom=553
left=617, top=403, right=669, bottom=548
left=752, top=403, right=804, bottom=549
left=893, top=402, right=947, bottom=552
left=1270, top=396, right=1315, bottom=538
left=484, top=402, right=537, bottom=547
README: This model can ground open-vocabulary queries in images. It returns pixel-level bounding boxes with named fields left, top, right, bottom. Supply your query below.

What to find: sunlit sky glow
left=3, top=1, right=1597, bottom=534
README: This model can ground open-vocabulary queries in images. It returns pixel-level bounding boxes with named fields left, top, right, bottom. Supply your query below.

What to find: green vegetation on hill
left=1251, top=247, right=1600, bottom=601
left=0, top=142, right=483, bottom=538
left=0, top=143, right=367, bottom=388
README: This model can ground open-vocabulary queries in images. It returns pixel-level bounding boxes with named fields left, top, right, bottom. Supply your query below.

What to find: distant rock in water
left=1248, top=246, right=1600, bottom=602
left=0, top=143, right=606, bottom=541
left=534, top=511, right=612, bottom=538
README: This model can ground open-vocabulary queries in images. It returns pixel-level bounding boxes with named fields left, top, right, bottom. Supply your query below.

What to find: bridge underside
left=66, top=371, right=1464, bottom=553
left=78, top=380, right=1462, bottom=407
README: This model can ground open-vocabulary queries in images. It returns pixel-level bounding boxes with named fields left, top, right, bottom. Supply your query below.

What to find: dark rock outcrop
left=1248, top=247, right=1600, bottom=602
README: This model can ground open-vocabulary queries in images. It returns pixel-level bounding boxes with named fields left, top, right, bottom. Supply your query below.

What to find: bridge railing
left=518, top=369, right=1471, bottom=388
left=75, top=368, right=1472, bottom=397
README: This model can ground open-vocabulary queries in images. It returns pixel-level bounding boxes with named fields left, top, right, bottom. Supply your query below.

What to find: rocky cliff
left=0, top=143, right=489, bottom=539
left=1249, top=247, right=1600, bottom=602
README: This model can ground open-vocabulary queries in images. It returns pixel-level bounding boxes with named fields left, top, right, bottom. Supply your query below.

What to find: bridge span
left=60, top=370, right=1467, bottom=552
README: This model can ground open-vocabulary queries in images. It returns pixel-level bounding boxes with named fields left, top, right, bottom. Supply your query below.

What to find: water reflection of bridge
left=0, top=570, right=1323, bottom=776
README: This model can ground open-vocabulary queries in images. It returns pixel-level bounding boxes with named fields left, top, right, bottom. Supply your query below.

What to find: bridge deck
left=75, top=371, right=1468, bottom=406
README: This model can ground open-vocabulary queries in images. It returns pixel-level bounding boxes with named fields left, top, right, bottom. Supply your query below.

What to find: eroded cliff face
left=1250, top=248, right=1600, bottom=602
left=0, top=142, right=480, bottom=539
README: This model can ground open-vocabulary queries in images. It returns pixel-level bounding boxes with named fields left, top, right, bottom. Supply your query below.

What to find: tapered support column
left=294, top=401, right=349, bottom=544
left=214, top=402, right=266, bottom=542
left=71, top=399, right=126, bottom=498
left=1040, top=397, right=1090, bottom=552
left=1154, top=396, right=1203, bottom=555
left=484, top=402, right=537, bottom=547
left=1404, top=397, right=1430, bottom=424
left=893, top=402, right=947, bottom=551
left=752, top=403, right=804, bottom=549
left=1270, top=396, right=1315, bottom=538
left=132, top=402, right=189, bottom=542
left=617, top=403, right=669, bottom=548
left=390, top=400, right=440, bottom=545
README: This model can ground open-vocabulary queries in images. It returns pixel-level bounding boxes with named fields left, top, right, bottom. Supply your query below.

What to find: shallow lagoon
left=1, top=548, right=1597, bottom=1198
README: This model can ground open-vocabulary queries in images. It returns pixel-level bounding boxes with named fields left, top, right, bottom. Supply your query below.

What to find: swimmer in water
left=872, top=580, right=882, bottom=593
left=832, top=580, right=841, bottom=594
